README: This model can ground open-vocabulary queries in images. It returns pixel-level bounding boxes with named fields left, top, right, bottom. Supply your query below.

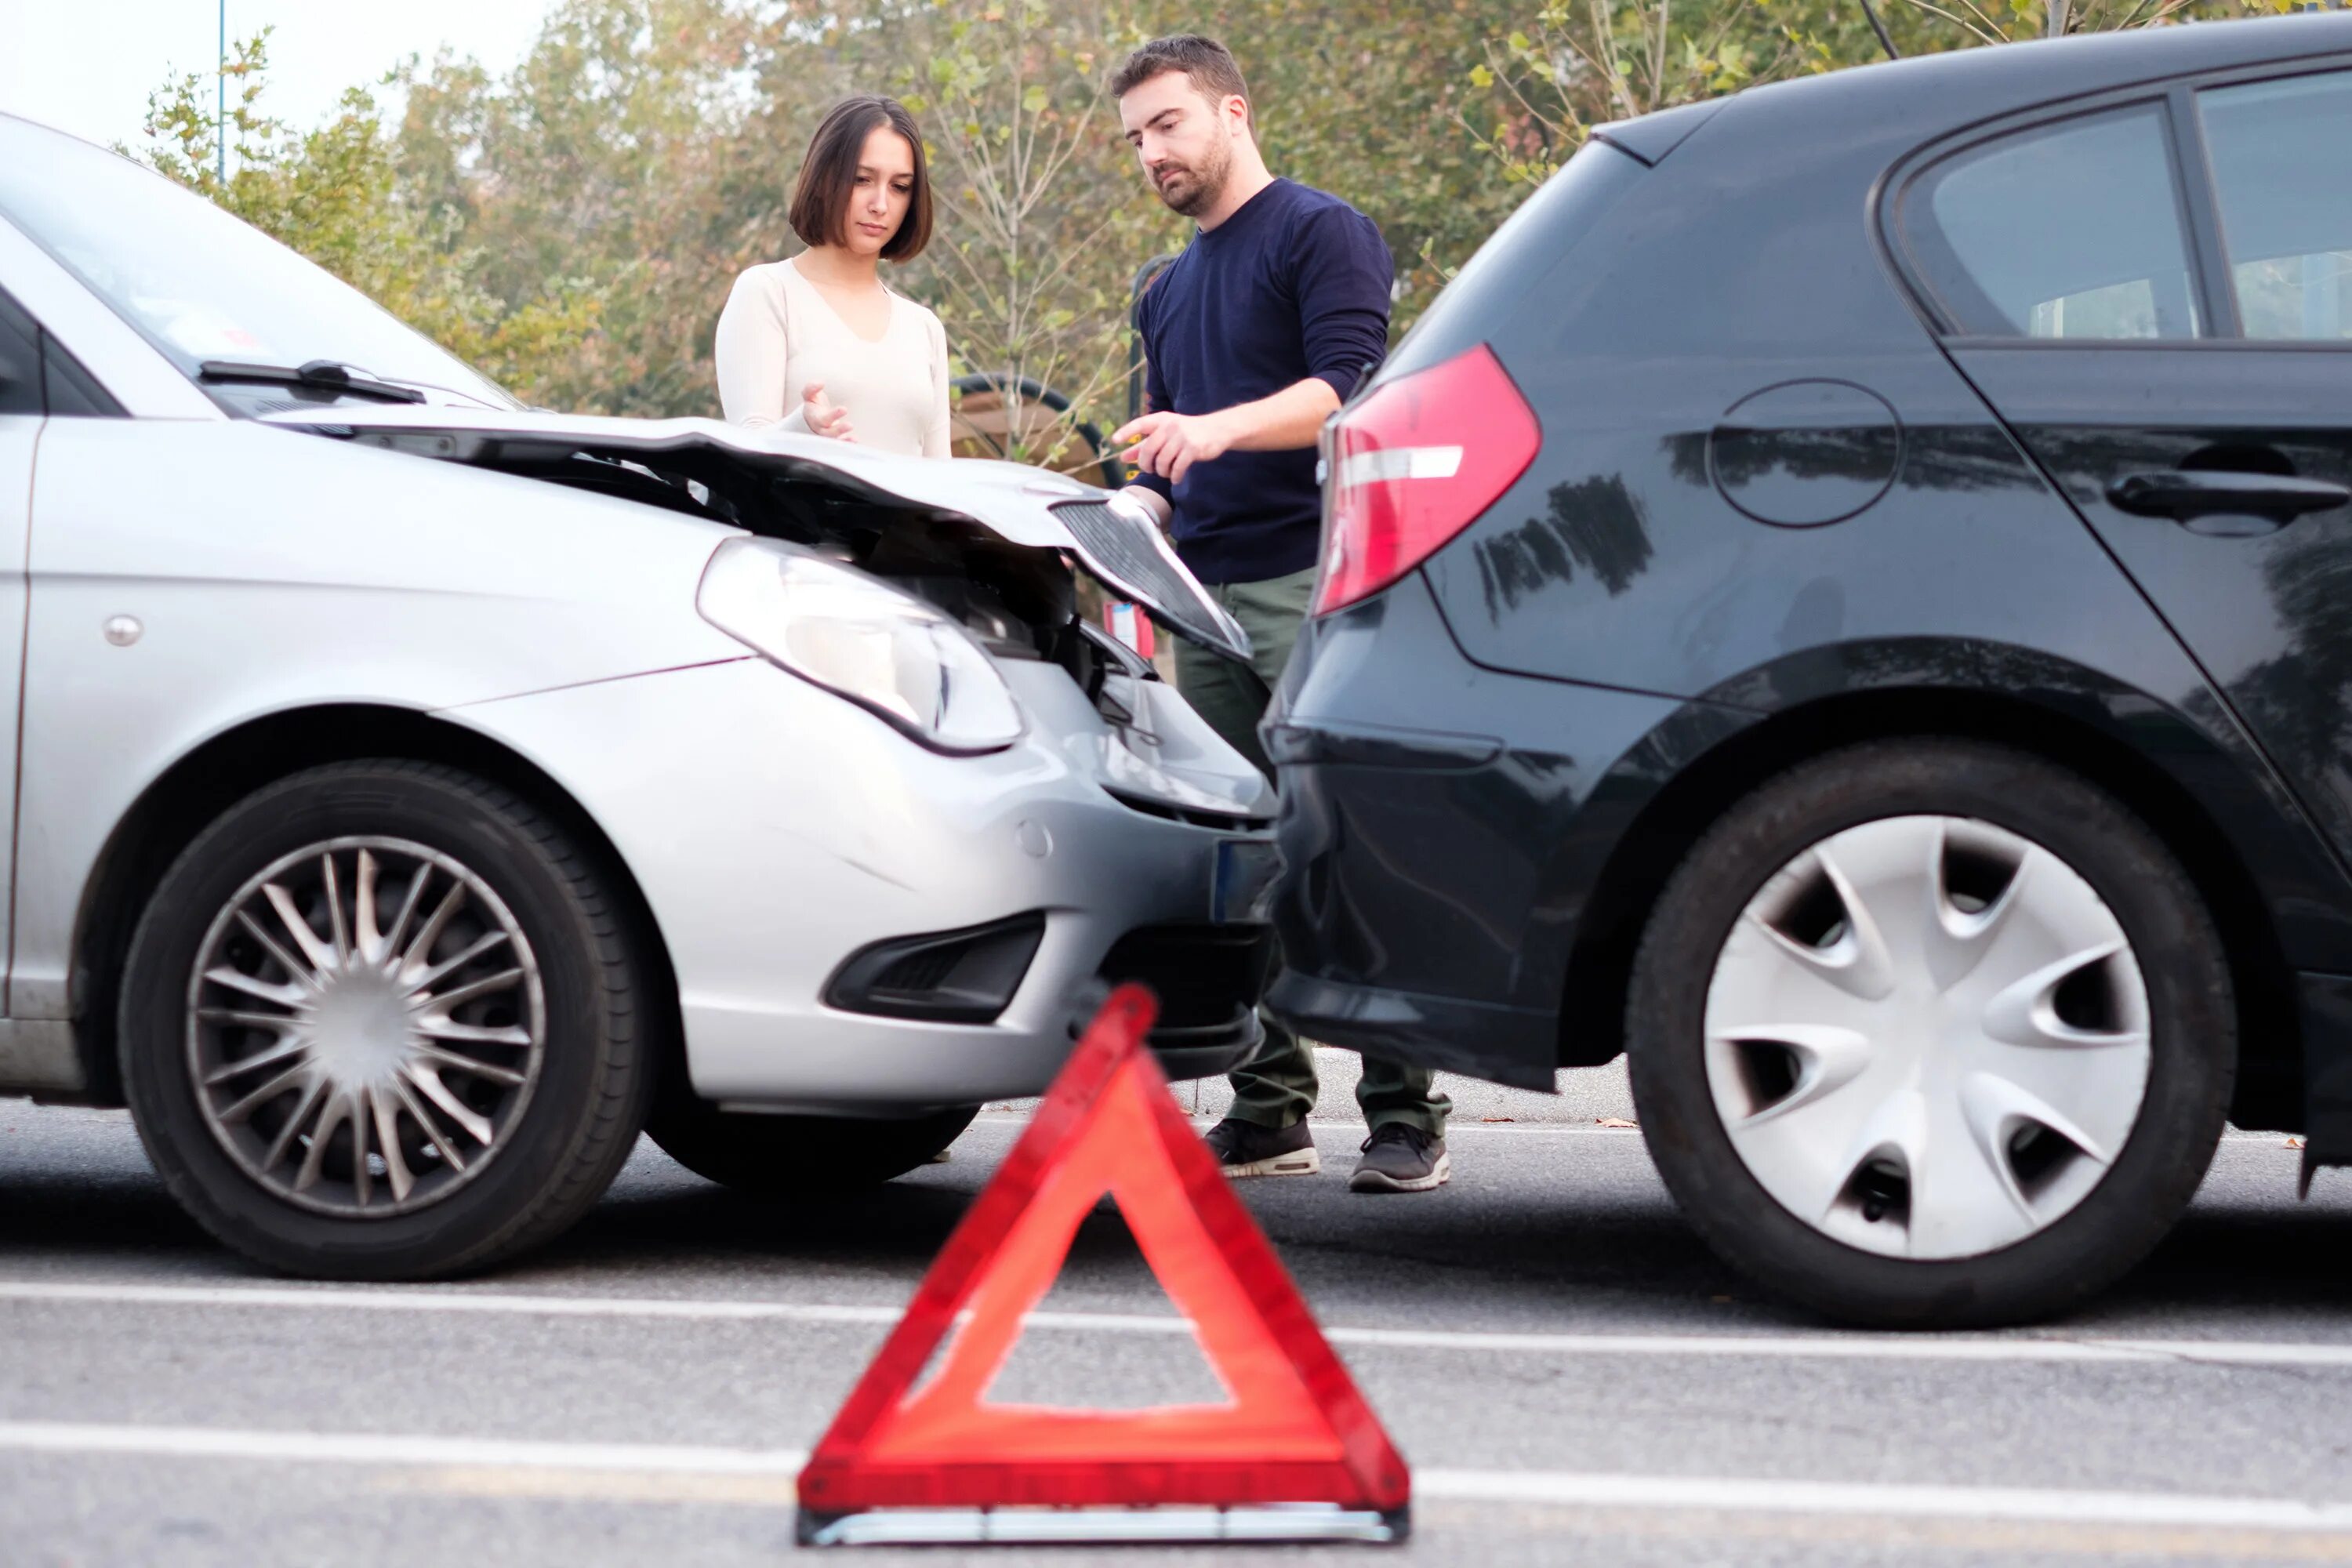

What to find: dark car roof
left=1652, top=13, right=2352, bottom=151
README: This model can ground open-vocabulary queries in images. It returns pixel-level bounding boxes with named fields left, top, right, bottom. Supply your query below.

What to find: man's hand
left=801, top=381, right=855, bottom=442
left=1112, top=409, right=1234, bottom=485
left=1112, top=379, right=1342, bottom=485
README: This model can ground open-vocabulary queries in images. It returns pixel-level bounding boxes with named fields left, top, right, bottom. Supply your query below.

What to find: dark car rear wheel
left=1626, top=738, right=2233, bottom=1327
left=647, top=1099, right=978, bottom=1193
left=120, top=761, right=652, bottom=1279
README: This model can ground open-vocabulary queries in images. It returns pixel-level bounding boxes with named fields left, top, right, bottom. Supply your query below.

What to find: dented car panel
left=256, top=405, right=1254, bottom=662
left=0, top=162, right=1276, bottom=1112
left=0, top=106, right=1280, bottom=1276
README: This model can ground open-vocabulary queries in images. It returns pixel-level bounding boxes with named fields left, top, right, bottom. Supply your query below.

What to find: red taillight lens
left=1312, top=343, right=1541, bottom=616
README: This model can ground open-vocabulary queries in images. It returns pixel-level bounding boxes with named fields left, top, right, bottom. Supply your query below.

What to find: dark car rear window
left=1383, top=140, right=1646, bottom=382
left=1900, top=103, right=2203, bottom=340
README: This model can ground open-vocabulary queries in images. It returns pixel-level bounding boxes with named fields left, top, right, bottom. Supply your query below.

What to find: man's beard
left=1153, top=140, right=1232, bottom=217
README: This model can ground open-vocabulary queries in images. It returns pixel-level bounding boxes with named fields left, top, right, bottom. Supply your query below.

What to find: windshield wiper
left=198, top=358, right=427, bottom=405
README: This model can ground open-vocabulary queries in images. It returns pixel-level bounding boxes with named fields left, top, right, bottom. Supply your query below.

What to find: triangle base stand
left=800, top=1503, right=1410, bottom=1547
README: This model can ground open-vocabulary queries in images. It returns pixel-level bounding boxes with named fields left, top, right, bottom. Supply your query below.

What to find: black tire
left=647, top=1098, right=977, bottom=1193
left=1626, top=738, right=2234, bottom=1328
left=120, top=760, right=652, bottom=1279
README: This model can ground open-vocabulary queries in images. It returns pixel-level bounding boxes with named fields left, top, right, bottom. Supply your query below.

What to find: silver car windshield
left=0, top=114, right=516, bottom=411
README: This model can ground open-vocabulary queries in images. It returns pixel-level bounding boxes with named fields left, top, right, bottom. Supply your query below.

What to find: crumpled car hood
left=260, top=405, right=1251, bottom=662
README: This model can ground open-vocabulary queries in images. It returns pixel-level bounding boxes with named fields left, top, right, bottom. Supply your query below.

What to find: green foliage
left=129, top=0, right=2294, bottom=434
left=875, top=0, right=1148, bottom=463
left=133, top=30, right=601, bottom=407
left=131, top=0, right=1529, bottom=426
left=1463, top=0, right=2287, bottom=187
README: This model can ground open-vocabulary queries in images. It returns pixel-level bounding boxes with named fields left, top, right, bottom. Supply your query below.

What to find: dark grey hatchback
left=1264, top=13, right=2352, bottom=1327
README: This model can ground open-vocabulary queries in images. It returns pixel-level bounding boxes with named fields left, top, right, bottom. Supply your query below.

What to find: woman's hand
left=801, top=382, right=855, bottom=442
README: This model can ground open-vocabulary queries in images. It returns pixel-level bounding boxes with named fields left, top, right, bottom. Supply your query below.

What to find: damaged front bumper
left=442, top=654, right=1276, bottom=1112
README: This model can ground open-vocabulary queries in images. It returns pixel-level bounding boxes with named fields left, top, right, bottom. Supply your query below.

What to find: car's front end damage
left=263, top=407, right=1278, bottom=1109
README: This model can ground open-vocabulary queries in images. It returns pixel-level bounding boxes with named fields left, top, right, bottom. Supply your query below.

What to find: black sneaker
left=1349, top=1124, right=1450, bottom=1192
left=1203, top=1117, right=1320, bottom=1178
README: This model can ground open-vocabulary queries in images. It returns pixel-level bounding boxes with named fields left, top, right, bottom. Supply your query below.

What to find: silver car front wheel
left=122, top=761, right=650, bottom=1279
left=188, top=837, right=548, bottom=1218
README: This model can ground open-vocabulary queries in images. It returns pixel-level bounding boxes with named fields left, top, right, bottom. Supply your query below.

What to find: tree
left=1465, top=0, right=2295, bottom=189
left=877, top=0, right=1156, bottom=463
left=390, top=0, right=793, bottom=414
left=132, top=31, right=601, bottom=405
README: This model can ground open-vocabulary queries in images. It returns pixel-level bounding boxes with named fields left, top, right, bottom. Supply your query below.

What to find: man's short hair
left=1109, top=35, right=1251, bottom=127
left=789, top=96, right=933, bottom=261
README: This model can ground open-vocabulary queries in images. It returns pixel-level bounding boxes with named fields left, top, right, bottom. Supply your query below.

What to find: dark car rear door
left=1896, top=65, right=2352, bottom=864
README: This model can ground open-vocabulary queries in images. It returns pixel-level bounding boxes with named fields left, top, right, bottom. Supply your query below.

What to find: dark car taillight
left=1313, top=343, right=1541, bottom=616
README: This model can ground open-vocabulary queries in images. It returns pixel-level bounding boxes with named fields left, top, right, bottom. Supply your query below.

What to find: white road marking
left=1415, top=1468, right=2352, bottom=1532
left=4, top=1419, right=2351, bottom=1534
left=0, top=1421, right=805, bottom=1475
left=0, top=1281, right=907, bottom=1327
left=5, top=1279, right=2352, bottom=1368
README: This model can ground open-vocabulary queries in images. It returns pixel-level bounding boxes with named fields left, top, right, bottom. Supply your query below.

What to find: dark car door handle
left=2107, top=470, right=2350, bottom=529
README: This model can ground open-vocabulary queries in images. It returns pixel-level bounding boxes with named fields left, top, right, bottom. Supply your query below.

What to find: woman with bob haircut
left=716, top=96, right=950, bottom=457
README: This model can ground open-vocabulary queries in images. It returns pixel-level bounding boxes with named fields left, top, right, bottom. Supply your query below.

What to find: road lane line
left=1327, top=1327, right=2352, bottom=1367
left=5, top=1279, right=2352, bottom=1368
left=5, top=1419, right=2352, bottom=1534
left=0, top=1421, right=806, bottom=1474
left=1415, top=1470, right=2352, bottom=1532
left=0, top=1282, right=906, bottom=1327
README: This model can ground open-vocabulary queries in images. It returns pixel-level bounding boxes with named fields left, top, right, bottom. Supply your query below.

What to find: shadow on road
left=2, top=1115, right=2347, bottom=1328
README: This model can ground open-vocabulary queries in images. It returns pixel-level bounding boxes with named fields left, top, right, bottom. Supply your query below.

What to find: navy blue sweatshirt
left=1133, top=179, right=1393, bottom=586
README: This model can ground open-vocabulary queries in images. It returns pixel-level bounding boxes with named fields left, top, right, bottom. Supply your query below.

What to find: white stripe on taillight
left=1335, top=445, right=1465, bottom=488
left=1314, top=344, right=1539, bottom=616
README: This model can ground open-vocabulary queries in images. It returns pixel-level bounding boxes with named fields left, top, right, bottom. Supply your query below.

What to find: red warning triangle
left=794, top=983, right=1410, bottom=1519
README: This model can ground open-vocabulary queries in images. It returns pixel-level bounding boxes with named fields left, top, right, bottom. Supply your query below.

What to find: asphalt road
left=5, top=1100, right=2351, bottom=1567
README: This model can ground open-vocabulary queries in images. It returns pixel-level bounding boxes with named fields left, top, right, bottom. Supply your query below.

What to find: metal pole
left=217, top=0, right=227, bottom=183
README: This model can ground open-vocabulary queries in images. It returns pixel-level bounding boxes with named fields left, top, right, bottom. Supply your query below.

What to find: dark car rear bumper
left=1259, top=573, right=1698, bottom=1089
left=1263, top=970, right=1560, bottom=1090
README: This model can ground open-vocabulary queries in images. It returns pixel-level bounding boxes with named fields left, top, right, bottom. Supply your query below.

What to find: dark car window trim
left=0, top=281, right=125, bottom=419
left=1922, top=337, right=2351, bottom=354
left=2167, top=83, right=2242, bottom=339
left=2183, top=59, right=2352, bottom=350
left=1883, top=93, right=2208, bottom=344
left=0, top=285, right=39, bottom=418
left=1875, top=49, right=2352, bottom=348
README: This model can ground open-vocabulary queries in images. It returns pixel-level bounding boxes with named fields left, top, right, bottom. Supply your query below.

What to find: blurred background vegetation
left=128, top=0, right=2288, bottom=452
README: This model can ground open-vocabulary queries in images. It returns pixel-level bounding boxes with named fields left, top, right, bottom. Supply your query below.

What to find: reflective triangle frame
left=794, top=984, right=1410, bottom=1544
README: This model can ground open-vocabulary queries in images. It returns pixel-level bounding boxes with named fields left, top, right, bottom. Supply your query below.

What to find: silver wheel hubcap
left=1703, top=815, right=2150, bottom=1261
left=187, top=838, right=546, bottom=1218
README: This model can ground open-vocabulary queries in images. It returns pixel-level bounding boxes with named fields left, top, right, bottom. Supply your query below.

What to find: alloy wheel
left=185, top=837, right=547, bottom=1218
left=1702, top=815, right=2151, bottom=1261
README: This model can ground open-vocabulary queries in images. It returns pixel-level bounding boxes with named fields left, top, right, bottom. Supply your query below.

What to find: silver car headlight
left=696, top=537, right=1023, bottom=754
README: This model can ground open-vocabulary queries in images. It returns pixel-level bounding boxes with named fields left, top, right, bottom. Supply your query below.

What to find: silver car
left=0, top=114, right=1277, bottom=1278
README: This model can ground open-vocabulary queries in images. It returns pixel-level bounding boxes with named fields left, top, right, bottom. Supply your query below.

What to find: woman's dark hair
left=788, top=96, right=932, bottom=261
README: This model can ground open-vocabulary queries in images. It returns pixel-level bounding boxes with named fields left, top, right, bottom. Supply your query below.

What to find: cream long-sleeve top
left=713, top=257, right=952, bottom=459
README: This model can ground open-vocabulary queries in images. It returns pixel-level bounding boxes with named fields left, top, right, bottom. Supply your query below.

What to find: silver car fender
left=14, top=416, right=742, bottom=1021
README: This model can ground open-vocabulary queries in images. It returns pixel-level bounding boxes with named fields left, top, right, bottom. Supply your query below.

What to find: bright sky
left=0, top=0, right=559, bottom=152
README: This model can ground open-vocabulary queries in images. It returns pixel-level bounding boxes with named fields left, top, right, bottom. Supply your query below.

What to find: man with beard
left=1106, top=35, right=1453, bottom=1194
